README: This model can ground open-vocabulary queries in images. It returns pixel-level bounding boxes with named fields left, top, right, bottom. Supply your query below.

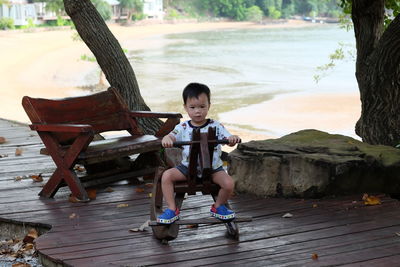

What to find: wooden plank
left=33, top=194, right=380, bottom=236
left=110, top=216, right=400, bottom=267
left=270, top=241, right=400, bottom=267
left=111, top=235, right=400, bottom=267
left=340, top=254, right=400, bottom=267
left=39, top=201, right=400, bottom=265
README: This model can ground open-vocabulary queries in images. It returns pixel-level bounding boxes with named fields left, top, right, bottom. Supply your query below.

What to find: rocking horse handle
left=173, top=139, right=231, bottom=147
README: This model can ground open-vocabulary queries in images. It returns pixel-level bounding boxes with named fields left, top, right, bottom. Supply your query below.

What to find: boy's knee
left=226, top=178, right=235, bottom=191
left=161, top=168, right=185, bottom=184
left=220, top=175, right=234, bottom=191
left=161, top=169, right=173, bottom=183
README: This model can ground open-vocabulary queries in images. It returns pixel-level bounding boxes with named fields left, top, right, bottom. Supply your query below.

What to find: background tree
left=245, top=5, right=263, bottom=22
left=339, top=0, right=400, bottom=146
left=34, top=0, right=112, bottom=20
left=119, top=0, right=143, bottom=24
left=63, top=0, right=161, bottom=133
left=188, top=0, right=341, bottom=20
left=294, top=0, right=317, bottom=16
left=35, top=0, right=65, bottom=15
left=91, top=0, right=112, bottom=21
left=281, top=0, right=294, bottom=18
left=199, top=0, right=247, bottom=20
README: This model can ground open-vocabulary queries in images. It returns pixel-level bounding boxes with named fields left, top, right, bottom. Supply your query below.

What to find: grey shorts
left=175, top=164, right=224, bottom=177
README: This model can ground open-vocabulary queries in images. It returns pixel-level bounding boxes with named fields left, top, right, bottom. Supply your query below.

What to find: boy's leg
left=211, top=170, right=235, bottom=207
left=161, top=167, right=187, bottom=211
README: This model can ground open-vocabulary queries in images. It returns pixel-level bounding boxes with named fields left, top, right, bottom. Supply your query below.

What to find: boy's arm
left=162, top=122, right=183, bottom=148
left=217, top=122, right=241, bottom=146
left=227, top=135, right=241, bottom=146
left=162, top=134, right=177, bottom=148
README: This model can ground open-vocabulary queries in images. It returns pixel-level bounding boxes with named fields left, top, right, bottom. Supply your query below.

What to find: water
left=128, top=24, right=358, bottom=138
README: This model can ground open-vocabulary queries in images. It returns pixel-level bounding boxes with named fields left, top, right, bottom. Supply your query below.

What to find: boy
left=158, top=82, right=241, bottom=224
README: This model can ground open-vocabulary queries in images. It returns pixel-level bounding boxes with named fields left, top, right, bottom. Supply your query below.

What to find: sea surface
left=127, top=23, right=358, bottom=138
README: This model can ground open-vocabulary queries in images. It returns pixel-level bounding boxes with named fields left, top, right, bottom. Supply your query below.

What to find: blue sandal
left=210, top=204, right=235, bottom=221
left=157, top=208, right=180, bottom=224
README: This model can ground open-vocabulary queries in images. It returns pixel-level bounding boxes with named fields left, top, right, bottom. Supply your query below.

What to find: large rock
left=228, top=129, right=400, bottom=198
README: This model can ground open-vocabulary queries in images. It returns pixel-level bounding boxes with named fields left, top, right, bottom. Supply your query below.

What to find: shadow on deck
left=1, top=118, right=400, bottom=267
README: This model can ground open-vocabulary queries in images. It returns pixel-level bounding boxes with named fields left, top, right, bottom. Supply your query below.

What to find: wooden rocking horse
left=150, top=127, right=252, bottom=241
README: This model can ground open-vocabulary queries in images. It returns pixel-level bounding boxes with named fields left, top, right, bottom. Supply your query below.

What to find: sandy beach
left=0, top=19, right=360, bottom=142
left=220, top=91, right=361, bottom=139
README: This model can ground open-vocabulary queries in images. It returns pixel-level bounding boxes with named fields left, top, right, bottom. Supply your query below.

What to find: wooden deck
left=1, top=118, right=400, bottom=267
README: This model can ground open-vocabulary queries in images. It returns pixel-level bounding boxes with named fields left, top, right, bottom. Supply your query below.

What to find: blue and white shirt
left=170, top=119, right=232, bottom=175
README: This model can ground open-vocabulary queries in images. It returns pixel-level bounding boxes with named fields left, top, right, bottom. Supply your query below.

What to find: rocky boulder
left=228, top=129, right=400, bottom=198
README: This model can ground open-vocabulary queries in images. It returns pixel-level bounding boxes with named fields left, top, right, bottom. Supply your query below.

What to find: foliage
left=0, top=17, right=14, bottom=30
left=314, top=42, right=355, bottom=83
left=81, top=54, right=97, bottom=62
left=132, top=13, right=146, bottom=21
left=165, top=8, right=183, bottom=20
left=199, top=0, right=247, bottom=20
left=339, top=0, right=400, bottom=28
left=91, top=0, right=112, bottom=21
left=33, top=0, right=113, bottom=21
left=317, top=0, right=400, bottom=82
left=119, top=0, right=143, bottom=12
left=281, top=0, right=294, bottom=18
left=33, top=0, right=65, bottom=15
left=166, top=0, right=202, bottom=18
left=71, top=31, right=82, bottom=42
left=56, top=15, right=70, bottom=26
left=21, top=18, right=36, bottom=31
left=119, top=0, right=144, bottom=22
left=245, top=5, right=263, bottom=22
left=267, top=6, right=281, bottom=19
left=167, top=0, right=343, bottom=21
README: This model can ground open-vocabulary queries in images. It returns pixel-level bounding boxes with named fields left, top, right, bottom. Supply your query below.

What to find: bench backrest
left=22, top=87, right=139, bottom=144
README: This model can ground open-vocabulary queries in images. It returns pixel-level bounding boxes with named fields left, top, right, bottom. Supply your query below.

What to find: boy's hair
left=182, top=83, right=211, bottom=104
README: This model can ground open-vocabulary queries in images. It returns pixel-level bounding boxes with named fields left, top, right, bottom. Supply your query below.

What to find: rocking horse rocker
left=150, top=127, right=252, bottom=241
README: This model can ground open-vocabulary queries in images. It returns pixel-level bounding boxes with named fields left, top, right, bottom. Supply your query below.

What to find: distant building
left=0, top=0, right=163, bottom=27
left=143, top=0, right=163, bottom=19
left=104, top=0, right=121, bottom=19
left=117, top=0, right=163, bottom=21
left=33, top=1, right=57, bottom=22
left=0, top=0, right=37, bottom=26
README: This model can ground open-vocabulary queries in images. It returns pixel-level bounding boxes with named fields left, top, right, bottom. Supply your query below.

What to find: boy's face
left=184, top=93, right=210, bottom=126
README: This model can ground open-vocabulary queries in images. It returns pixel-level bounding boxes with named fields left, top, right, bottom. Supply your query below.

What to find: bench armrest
left=129, top=111, right=182, bottom=119
left=30, top=123, right=94, bottom=133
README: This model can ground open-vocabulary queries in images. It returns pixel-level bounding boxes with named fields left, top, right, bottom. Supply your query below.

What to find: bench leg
left=39, top=169, right=88, bottom=200
left=38, top=132, right=92, bottom=200
left=39, top=168, right=63, bottom=198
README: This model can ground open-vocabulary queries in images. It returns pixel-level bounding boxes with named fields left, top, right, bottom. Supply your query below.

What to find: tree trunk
left=63, top=0, right=162, bottom=134
left=126, top=9, right=132, bottom=25
left=353, top=0, right=400, bottom=146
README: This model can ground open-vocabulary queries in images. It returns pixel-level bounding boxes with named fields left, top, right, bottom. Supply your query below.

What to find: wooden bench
left=22, top=87, right=182, bottom=201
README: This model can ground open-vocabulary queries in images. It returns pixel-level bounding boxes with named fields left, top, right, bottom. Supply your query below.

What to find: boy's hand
left=227, top=135, right=241, bottom=147
left=162, top=135, right=176, bottom=148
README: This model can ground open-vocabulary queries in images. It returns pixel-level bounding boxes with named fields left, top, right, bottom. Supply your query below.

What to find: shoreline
left=220, top=91, right=361, bottom=141
left=0, top=19, right=358, bottom=142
